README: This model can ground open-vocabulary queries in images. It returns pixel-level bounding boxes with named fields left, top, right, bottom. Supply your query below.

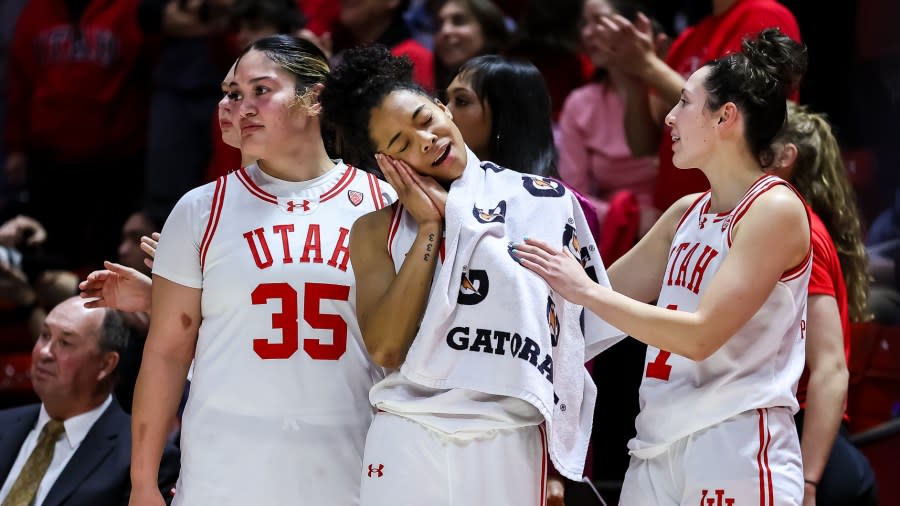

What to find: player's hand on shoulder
left=79, top=261, right=152, bottom=313
left=376, top=153, right=443, bottom=226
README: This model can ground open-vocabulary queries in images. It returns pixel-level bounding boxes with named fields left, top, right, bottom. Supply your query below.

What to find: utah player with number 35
left=515, top=29, right=813, bottom=506
left=127, top=36, right=394, bottom=506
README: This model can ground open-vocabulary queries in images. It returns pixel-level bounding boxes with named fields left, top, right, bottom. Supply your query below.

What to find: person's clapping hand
left=0, top=215, right=47, bottom=249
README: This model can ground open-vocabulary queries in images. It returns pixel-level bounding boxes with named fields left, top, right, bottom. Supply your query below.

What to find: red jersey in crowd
left=6, top=0, right=151, bottom=162
left=654, top=0, right=801, bottom=211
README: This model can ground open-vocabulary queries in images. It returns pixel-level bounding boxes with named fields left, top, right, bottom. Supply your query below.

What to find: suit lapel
left=0, top=405, right=40, bottom=481
left=42, top=402, right=124, bottom=506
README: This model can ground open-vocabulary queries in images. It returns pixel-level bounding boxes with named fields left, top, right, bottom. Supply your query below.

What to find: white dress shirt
left=0, top=395, right=112, bottom=506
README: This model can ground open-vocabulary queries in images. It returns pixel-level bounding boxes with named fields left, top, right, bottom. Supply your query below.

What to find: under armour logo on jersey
left=699, top=215, right=707, bottom=229
left=348, top=190, right=364, bottom=206
left=367, top=464, right=384, bottom=478
left=700, top=489, right=735, bottom=506
left=286, top=199, right=310, bottom=212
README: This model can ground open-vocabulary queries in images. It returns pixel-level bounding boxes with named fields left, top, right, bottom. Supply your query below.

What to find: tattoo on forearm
left=424, top=233, right=436, bottom=261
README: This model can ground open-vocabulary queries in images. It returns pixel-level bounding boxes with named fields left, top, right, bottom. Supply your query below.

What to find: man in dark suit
left=0, top=296, right=179, bottom=506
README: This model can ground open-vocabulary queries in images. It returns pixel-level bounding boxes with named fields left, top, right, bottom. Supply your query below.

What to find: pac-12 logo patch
left=348, top=190, right=364, bottom=206
left=547, top=296, right=560, bottom=346
left=522, top=176, right=566, bottom=197
left=473, top=200, right=506, bottom=223
left=458, top=268, right=489, bottom=305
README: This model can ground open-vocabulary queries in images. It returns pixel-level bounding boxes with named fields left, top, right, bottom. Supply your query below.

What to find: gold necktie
left=1, top=419, right=66, bottom=506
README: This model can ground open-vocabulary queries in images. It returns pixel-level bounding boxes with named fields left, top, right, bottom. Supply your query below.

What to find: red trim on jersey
left=757, top=408, right=766, bottom=506
left=320, top=166, right=356, bottom=203
left=236, top=167, right=277, bottom=204
left=764, top=423, right=775, bottom=506
left=781, top=250, right=813, bottom=282
left=675, top=191, right=710, bottom=233
left=756, top=408, right=775, bottom=506
left=373, top=175, right=386, bottom=209
left=387, top=204, right=403, bottom=254
left=538, top=425, right=547, bottom=506
left=367, top=172, right=386, bottom=210
left=780, top=184, right=813, bottom=281
left=726, top=177, right=782, bottom=247
left=200, top=176, right=227, bottom=271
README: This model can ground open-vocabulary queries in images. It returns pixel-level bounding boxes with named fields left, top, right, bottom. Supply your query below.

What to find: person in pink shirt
left=557, top=0, right=666, bottom=235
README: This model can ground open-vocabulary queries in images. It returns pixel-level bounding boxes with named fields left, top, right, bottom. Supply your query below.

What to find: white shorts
left=620, top=407, right=802, bottom=506
left=359, top=411, right=547, bottom=506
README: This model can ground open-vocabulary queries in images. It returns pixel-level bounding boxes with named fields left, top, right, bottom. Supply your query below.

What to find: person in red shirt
left=5, top=0, right=152, bottom=269
left=586, top=0, right=800, bottom=212
left=769, top=103, right=878, bottom=506
left=331, top=0, right=434, bottom=92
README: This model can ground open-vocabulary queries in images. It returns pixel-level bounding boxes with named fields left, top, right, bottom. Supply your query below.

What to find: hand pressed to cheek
left=377, top=154, right=443, bottom=225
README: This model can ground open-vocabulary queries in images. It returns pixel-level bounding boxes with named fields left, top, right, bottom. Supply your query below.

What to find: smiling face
left=218, top=62, right=241, bottom=149
left=31, top=298, right=113, bottom=416
left=435, top=1, right=487, bottom=70
left=446, top=74, right=492, bottom=159
left=665, top=66, right=720, bottom=169
left=368, top=89, right=468, bottom=183
left=231, top=49, right=316, bottom=161
left=580, top=0, right=615, bottom=68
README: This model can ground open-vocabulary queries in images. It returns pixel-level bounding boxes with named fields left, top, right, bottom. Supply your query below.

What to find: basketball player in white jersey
left=122, top=36, right=394, bottom=506
left=514, top=29, right=812, bottom=505
left=319, top=46, right=625, bottom=505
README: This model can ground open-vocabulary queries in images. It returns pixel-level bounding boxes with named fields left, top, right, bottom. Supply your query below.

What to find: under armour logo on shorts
left=367, top=464, right=384, bottom=478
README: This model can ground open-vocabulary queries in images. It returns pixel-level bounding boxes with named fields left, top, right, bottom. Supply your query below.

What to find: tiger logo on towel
left=473, top=200, right=506, bottom=223
left=522, top=175, right=566, bottom=198
left=480, top=161, right=505, bottom=173
left=547, top=296, right=560, bottom=346
left=458, top=268, right=490, bottom=305
left=563, top=224, right=599, bottom=283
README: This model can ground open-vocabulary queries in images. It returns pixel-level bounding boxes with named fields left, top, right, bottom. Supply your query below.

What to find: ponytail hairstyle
left=237, top=34, right=330, bottom=107
left=703, top=28, right=807, bottom=168
left=320, top=45, right=428, bottom=170
left=775, top=103, right=871, bottom=321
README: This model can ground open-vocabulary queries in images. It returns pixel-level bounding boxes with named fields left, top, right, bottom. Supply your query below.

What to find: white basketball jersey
left=153, top=162, right=393, bottom=505
left=629, top=175, right=811, bottom=460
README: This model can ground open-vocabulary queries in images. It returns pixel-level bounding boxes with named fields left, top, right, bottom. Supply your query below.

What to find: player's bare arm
left=352, top=206, right=442, bottom=369
left=130, top=276, right=199, bottom=504
left=517, top=186, right=809, bottom=360
left=608, top=193, right=698, bottom=303
left=800, top=294, right=848, bottom=496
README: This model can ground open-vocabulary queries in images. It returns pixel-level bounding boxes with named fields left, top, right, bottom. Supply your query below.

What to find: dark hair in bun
left=703, top=28, right=807, bottom=167
left=321, top=45, right=429, bottom=170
